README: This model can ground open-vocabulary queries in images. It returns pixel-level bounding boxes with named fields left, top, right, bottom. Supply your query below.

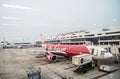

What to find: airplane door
left=91, top=49, right=98, bottom=56
left=91, top=49, right=94, bottom=55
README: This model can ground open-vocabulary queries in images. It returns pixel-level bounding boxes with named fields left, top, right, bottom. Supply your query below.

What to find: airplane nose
left=108, top=53, right=113, bottom=58
left=105, top=53, right=113, bottom=59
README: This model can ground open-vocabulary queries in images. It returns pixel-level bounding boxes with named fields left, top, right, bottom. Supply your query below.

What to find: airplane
left=42, top=44, right=113, bottom=61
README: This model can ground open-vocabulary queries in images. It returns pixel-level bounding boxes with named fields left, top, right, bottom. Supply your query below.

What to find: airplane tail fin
left=40, top=34, right=46, bottom=48
left=40, top=34, right=45, bottom=44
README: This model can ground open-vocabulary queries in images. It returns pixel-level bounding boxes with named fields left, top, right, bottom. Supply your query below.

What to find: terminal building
left=46, top=26, right=120, bottom=46
left=45, top=26, right=120, bottom=54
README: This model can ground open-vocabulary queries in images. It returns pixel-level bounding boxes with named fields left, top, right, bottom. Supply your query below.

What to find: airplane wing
left=27, top=49, right=67, bottom=58
left=47, top=51, right=66, bottom=56
left=27, top=49, right=47, bottom=53
left=27, top=49, right=66, bottom=55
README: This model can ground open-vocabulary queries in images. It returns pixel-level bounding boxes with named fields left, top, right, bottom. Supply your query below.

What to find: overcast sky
left=0, top=0, right=120, bottom=43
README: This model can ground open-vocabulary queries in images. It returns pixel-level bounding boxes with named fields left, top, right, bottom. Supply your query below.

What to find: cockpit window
left=101, top=51, right=108, bottom=55
left=101, top=51, right=108, bottom=53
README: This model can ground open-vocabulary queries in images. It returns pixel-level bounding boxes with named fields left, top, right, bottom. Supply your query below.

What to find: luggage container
left=72, top=54, right=93, bottom=66
left=72, top=54, right=95, bottom=74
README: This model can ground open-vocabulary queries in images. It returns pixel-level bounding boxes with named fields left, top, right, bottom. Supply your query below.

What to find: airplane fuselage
left=45, top=44, right=113, bottom=60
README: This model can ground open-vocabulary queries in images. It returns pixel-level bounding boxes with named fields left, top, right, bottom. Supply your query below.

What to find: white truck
left=72, top=54, right=95, bottom=73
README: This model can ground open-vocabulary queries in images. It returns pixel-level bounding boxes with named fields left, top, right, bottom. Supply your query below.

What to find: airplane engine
left=46, top=54, right=57, bottom=61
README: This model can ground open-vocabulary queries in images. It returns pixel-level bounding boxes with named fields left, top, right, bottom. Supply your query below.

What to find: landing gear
left=92, top=58, right=98, bottom=66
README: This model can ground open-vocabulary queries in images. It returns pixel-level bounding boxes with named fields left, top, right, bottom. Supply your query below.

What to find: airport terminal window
left=85, top=32, right=89, bottom=33
left=79, top=35, right=82, bottom=37
left=85, top=34, right=94, bottom=37
left=71, top=36, right=77, bottom=38
left=7, top=43, right=10, bottom=45
left=98, top=33, right=102, bottom=35
left=106, top=31, right=120, bottom=34
left=72, top=33, right=76, bottom=35
left=103, top=29, right=109, bottom=31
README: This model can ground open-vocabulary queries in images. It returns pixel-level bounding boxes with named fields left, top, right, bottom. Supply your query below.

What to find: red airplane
left=42, top=43, right=113, bottom=61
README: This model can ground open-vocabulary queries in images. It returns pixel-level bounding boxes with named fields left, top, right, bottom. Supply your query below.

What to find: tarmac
left=0, top=48, right=120, bottom=79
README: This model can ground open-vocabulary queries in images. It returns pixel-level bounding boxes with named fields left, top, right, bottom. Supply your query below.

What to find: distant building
left=46, top=26, right=120, bottom=46
left=0, top=41, right=33, bottom=49
left=14, top=42, right=32, bottom=48
left=34, top=41, right=42, bottom=47
left=0, top=41, right=15, bottom=48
